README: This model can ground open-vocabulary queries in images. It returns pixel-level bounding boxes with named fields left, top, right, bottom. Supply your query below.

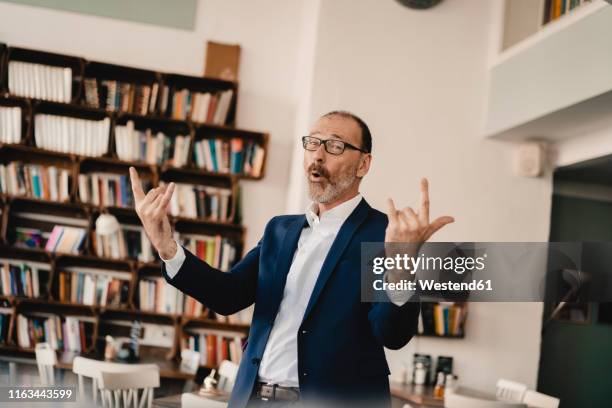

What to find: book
left=181, top=330, right=245, bottom=366
left=0, top=162, right=71, bottom=201
left=0, top=106, right=22, bottom=144
left=8, top=61, right=72, bottom=103
left=166, top=183, right=233, bottom=221
left=0, top=262, right=48, bottom=298
left=34, top=114, right=110, bottom=157
left=193, top=138, right=265, bottom=177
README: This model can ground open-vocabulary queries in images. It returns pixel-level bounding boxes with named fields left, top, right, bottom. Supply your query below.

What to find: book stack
left=0, top=262, right=49, bottom=298
left=543, top=0, right=590, bottom=24
left=8, top=61, right=72, bottom=102
left=93, top=225, right=154, bottom=263
left=167, top=183, right=232, bottom=221
left=0, top=162, right=71, bottom=202
left=43, top=225, right=87, bottom=254
left=193, top=138, right=265, bottom=177
left=181, top=330, right=245, bottom=367
left=58, top=270, right=130, bottom=307
left=0, top=106, right=22, bottom=143
left=16, top=314, right=92, bottom=351
left=83, top=78, right=158, bottom=115
left=138, top=277, right=185, bottom=314
left=34, top=114, right=110, bottom=156
left=419, top=303, right=465, bottom=337
left=160, top=88, right=233, bottom=125
left=78, top=172, right=144, bottom=208
left=181, top=234, right=237, bottom=272
left=0, top=313, right=10, bottom=344
left=114, top=121, right=191, bottom=166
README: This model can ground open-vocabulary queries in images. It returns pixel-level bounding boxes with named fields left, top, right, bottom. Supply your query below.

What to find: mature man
left=129, top=111, right=453, bottom=407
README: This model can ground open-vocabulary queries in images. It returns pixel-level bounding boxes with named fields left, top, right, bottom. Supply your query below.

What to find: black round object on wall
left=395, top=0, right=443, bottom=9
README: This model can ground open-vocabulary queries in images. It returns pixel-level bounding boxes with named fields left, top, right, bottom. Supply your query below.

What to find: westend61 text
left=373, top=278, right=493, bottom=292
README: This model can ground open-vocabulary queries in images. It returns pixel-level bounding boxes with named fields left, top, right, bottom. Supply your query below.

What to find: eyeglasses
left=301, top=136, right=368, bottom=155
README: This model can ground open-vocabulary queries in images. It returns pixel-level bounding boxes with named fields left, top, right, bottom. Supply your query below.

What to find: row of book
left=93, top=224, right=155, bottom=263
left=181, top=235, right=238, bottom=272
left=114, top=121, right=191, bottom=166
left=0, top=162, right=71, bottom=202
left=16, top=314, right=91, bottom=351
left=138, top=277, right=186, bottom=314
left=84, top=78, right=158, bottom=116
left=0, top=313, right=10, bottom=344
left=193, top=138, right=265, bottom=177
left=58, top=270, right=129, bottom=307
left=161, top=88, right=233, bottom=125
left=0, top=262, right=48, bottom=298
left=167, top=183, right=232, bottom=221
left=34, top=114, right=110, bottom=157
left=8, top=61, right=72, bottom=103
left=181, top=331, right=245, bottom=367
left=0, top=106, right=22, bottom=144
left=419, top=303, right=465, bottom=337
left=543, top=0, right=590, bottom=24
left=44, top=226, right=87, bottom=255
left=77, top=172, right=148, bottom=208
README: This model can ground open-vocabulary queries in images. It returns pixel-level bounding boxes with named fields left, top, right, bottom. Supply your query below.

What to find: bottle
left=414, top=362, right=426, bottom=385
left=444, top=373, right=456, bottom=395
left=433, top=372, right=445, bottom=399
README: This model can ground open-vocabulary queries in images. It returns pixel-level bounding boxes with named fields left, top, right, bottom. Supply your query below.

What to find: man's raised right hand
left=129, top=166, right=177, bottom=260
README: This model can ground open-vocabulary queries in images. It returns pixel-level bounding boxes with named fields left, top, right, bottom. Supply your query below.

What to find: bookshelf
left=0, top=44, right=267, bottom=373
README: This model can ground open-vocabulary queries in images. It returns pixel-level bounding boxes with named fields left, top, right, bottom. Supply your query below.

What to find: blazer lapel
left=300, top=198, right=371, bottom=324
left=269, top=215, right=308, bottom=311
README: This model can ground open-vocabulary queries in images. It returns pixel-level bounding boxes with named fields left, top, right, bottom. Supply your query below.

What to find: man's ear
left=357, top=153, right=371, bottom=178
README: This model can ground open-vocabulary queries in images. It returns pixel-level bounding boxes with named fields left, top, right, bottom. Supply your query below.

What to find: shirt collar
left=305, top=193, right=363, bottom=234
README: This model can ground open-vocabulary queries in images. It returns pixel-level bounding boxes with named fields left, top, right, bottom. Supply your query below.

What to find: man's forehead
left=309, top=116, right=361, bottom=144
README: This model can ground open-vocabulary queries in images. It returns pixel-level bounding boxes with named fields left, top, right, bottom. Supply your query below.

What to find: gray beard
left=307, top=171, right=357, bottom=204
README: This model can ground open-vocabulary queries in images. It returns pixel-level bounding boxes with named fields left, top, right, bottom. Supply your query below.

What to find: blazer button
left=302, top=372, right=308, bottom=377
left=301, top=330, right=307, bottom=334
left=252, top=357, right=261, bottom=365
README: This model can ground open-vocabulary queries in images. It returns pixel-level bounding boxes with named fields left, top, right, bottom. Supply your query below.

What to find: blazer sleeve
left=161, top=238, right=262, bottom=316
left=368, top=296, right=421, bottom=350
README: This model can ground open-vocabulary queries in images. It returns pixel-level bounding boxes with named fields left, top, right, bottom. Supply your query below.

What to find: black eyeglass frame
left=301, top=135, right=369, bottom=155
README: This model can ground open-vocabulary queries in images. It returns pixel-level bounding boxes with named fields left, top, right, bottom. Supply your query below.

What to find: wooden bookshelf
left=0, top=44, right=263, bottom=369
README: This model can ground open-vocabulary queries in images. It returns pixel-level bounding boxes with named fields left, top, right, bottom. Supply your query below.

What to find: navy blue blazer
left=162, top=197, right=420, bottom=408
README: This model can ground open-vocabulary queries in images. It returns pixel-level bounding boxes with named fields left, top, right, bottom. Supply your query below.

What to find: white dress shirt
left=161, top=193, right=411, bottom=387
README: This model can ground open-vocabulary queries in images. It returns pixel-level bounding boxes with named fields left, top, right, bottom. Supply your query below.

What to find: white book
left=198, top=92, right=211, bottom=122
left=182, top=136, right=191, bottom=167
left=7, top=61, right=16, bottom=95
left=33, top=63, right=42, bottom=100
left=214, top=90, right=233, bottom=125
left=83, top=274, right=95, bottom=305
left=63, top=67, right=72, bottom=103
left=12, top=106, right=21, bottom=143
left=99, top=276, right=109, bottom=306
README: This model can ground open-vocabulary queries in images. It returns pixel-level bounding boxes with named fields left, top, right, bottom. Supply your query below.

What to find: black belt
left=254, top=382, right=300, bottom=402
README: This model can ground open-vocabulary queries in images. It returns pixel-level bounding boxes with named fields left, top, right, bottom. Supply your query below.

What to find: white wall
left=0, top=0, right=562, bottom=395
left=287, top=0, right=553, bottom=392
left=0, top=0, right=308, bottom=250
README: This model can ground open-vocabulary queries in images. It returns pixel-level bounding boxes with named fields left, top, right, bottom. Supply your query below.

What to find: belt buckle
left=260, top=383, right=275, bottom=401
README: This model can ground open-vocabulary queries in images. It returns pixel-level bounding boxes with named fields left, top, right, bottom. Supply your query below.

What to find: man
left=129, top=111, right=454, bottom=407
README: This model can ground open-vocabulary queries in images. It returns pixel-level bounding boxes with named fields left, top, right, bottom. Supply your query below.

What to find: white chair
left=72, top=356, right=158, bottom=406
left=35, top=343, right=57, bottom=386
left=446, top=388, right=527, bottom=408
left=496, top=379, right=528, bottom=403
left=98, top=368, right=160, bottom=408
left=522, top=390, right=560, bottom=408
